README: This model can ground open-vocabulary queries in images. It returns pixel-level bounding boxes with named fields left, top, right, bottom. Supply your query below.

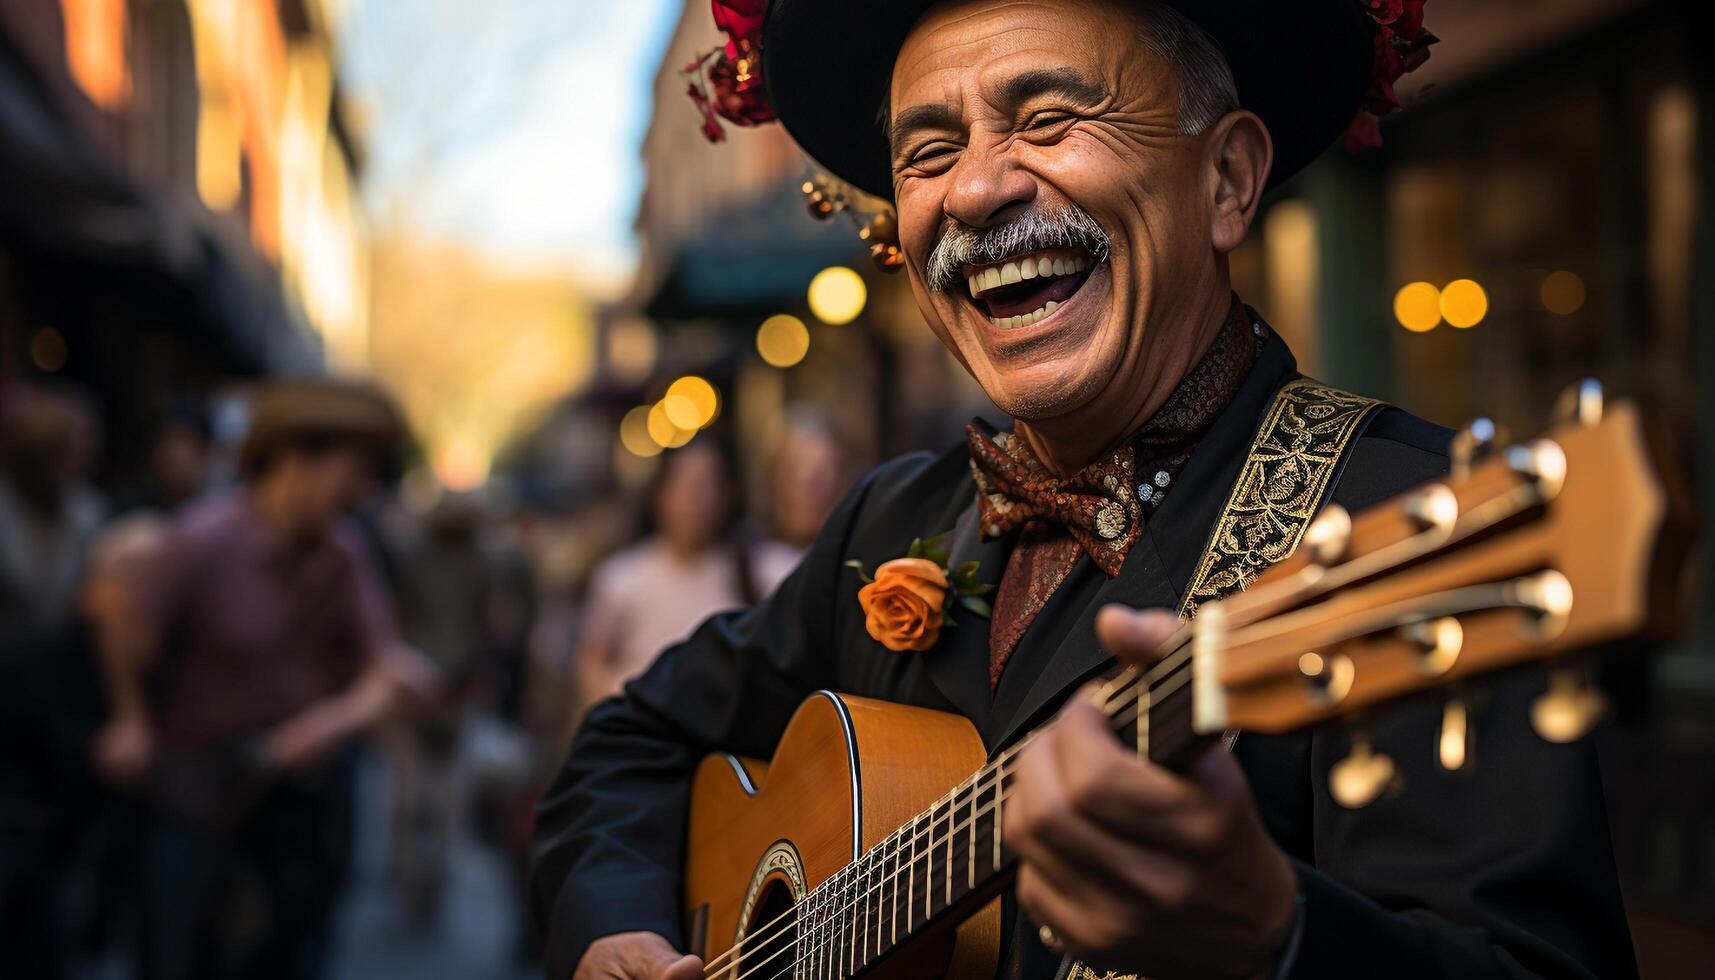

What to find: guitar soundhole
left=740, top=880, right=799, bottom=979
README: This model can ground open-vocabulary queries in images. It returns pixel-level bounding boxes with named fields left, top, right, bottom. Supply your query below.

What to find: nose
left=941, top=137, right=1037, bottom=230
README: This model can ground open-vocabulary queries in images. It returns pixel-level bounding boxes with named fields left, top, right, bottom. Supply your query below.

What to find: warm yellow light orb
left=647, top=401, right=695, bottom=449
left=620, top=405, right=662, bottom=458
left=1440, top=279, right=1488, bottom=329
left=1540, top=271, right=1586, bottom=316
left=1394, top=282, right=1442, bottom=333
left=807, top=266, right=867, bottom=325
left=756, top=314, right=810, bottom=368
left=664, top=375, right=719, bottom=429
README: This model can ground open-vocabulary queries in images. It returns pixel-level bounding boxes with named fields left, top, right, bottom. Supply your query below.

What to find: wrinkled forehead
left=888, top=0, right=1150, bottom=112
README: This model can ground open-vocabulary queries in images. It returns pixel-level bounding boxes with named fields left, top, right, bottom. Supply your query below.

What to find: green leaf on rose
left=960, top=596, right=993, bottom=619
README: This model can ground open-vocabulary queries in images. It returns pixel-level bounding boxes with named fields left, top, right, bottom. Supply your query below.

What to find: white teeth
left=987, top=300, right=1061, bottom=330
left=966, top=249, right=1094, bottom=297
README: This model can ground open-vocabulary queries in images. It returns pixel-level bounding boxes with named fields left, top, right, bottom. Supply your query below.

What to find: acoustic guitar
left=684, top=383, right=1690, bottom=980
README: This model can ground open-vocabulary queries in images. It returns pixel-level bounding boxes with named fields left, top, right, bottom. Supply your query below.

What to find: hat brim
left=763, top=0, right=1374, bottom=199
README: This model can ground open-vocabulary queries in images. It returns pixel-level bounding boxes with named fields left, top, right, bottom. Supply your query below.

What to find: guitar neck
left=788, top=652, right=1203, bottom=979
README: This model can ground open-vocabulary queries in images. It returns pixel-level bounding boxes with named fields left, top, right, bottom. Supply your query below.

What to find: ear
left=1205, top=110, right=1273, bottom=253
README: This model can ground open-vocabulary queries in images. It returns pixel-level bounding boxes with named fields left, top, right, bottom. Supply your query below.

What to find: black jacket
left=531, top=333, right=1636, bottom=980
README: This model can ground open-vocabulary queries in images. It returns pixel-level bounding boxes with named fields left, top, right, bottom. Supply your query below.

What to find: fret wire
left=946, top=796, right=960, bottom=913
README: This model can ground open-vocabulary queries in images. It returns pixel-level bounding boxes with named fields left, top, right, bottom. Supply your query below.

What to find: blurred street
left=328, top=755, right=533, bottom=980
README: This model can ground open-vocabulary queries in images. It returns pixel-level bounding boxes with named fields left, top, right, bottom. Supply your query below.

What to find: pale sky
left=340, top=0, right=678, bottom=285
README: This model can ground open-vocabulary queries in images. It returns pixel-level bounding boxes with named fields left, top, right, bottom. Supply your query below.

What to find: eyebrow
left=887, top=67, right=1107, bottom=151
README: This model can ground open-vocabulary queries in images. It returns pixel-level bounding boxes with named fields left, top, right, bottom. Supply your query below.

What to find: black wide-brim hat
left=763, top=0, right=1374, bottom=198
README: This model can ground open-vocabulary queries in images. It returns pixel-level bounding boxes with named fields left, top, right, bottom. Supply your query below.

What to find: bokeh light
left=619, top=405, right=662, bottom=458
left=1540, top=271, right=1586, bottom=315
left=1440, top=279, right=1488, bottom=329
left=1394, top=282, right=1442, bottom=333
left=807, top=266, right=867, bottom=325
left=756, top=314, right=810, bottom=368
left=663, top=375, right=719, bottom=430
left=647, top=400, right=695, bottom=449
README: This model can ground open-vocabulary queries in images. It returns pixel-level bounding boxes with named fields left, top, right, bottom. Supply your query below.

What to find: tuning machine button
left=1400, top=617, right=1463, bottom=676
left=1450, top=417, right=1506, bottom=480
left=1506, top=439, right=1568, bottom=501
left=1402, top=484, right=1459, bottom=534
left=1330, top=729, right=1396, bottom=809
left=1531, top=665, right=1606, bottom=743
left=1298, top=651, right=1354, bottom=707
left=1303, top=504, right=1352, bottom=567
left=1554, top=378, right=1605, bottom=426
left=1438, top=696, right=1471, bottom=772
left=1513, top=569, right=1574, bottom=639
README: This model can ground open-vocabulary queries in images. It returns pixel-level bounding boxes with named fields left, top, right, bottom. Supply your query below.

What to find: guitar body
left=687, top=692, right=1003, bottom=978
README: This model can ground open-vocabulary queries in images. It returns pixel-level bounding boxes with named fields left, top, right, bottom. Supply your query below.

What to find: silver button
left=1136, top=483, right=1154, bottom=503
left=1154, top=470, right=1171, bottom=488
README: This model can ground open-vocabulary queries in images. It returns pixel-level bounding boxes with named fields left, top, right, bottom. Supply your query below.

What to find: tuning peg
left=1438, top=696, right=1471, bottom=772
left=1505, top=439, right=1568, bottom=501
left=1303, top=504, right=1352, bottom=566
left=1401, top=483, right=1458, bottom=533
left=1450, top=417, right=1506, bottom=479
left=1554, top=378, right=1604, bottom=426
left=1400, top=616, right=1463, bottom=676
left=1531, top=665, right=1606, bottom=743
left=1330, top=729, right=1396, bottom=809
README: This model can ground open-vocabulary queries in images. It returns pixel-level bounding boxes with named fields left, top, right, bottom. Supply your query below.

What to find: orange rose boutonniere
left=847, top=534, right=992, bottom=653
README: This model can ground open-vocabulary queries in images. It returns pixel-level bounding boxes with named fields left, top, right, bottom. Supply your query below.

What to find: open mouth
left=963, top=248, right=1097, bottom=329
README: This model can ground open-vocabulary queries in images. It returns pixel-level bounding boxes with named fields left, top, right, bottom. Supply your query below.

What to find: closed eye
left=908, top=141, right=961, bottom=171
left=1025, top=111, right=1076, bottom=130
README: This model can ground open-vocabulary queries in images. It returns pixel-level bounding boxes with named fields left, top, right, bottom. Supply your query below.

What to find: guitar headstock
left=1191, top=381, right=1692, bottom=802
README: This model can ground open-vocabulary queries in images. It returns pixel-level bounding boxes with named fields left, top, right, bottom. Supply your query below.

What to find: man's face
left=888, top=0, right=1221, bottom=422
left=295, top=445, right=368, bottom=533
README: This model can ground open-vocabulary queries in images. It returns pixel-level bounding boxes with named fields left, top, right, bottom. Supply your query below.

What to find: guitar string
left=733, top=678, right=1202, bottom=980
left=696, top=647, right=1180, bottom=978
left=697, top=646, right=1188, bottom=978
left=711, top=665, right=1200, bottom=980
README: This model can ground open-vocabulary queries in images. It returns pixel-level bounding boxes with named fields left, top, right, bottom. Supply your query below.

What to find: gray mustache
left=924, top=206, right=1111, bottom=293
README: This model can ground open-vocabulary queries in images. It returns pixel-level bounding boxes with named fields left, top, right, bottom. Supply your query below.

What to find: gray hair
left=1137, top=3, right=1241, bottom=136
left=925, top=204, right=1111, bottom=292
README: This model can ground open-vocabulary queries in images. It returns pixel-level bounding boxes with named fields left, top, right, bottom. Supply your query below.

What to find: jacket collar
left=988, top=322, right=1300, bottom=748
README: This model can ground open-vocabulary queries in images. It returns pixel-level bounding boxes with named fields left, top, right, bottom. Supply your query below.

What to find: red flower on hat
left=1346, top=0, right=1436, bottom=151
left=685, top=0, right=775, bottom=142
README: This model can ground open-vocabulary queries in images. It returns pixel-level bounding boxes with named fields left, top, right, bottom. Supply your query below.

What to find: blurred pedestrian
left=575, top=439, right=797, bottom=705
left=386, top=492, right=498, bottom=930
left=767, top=410, right=852, bottom=552
left=93, top=379, right=409, bottom=980
left=0, top=383, right=107, bottom=633
left=112, top=403, right=215, bottom=517
left=0, top=515, right=163, bottom=980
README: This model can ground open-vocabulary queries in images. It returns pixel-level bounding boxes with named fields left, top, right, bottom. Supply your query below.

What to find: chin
left=938, top=256, right=1125, bottom=420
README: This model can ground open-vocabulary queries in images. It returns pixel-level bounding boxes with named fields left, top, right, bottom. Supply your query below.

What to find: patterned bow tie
left=965, top=427, right=1143, bottom=578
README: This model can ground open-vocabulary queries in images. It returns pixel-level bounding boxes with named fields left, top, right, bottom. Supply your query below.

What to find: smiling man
left=531, top=2, right=1635, bottom=979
